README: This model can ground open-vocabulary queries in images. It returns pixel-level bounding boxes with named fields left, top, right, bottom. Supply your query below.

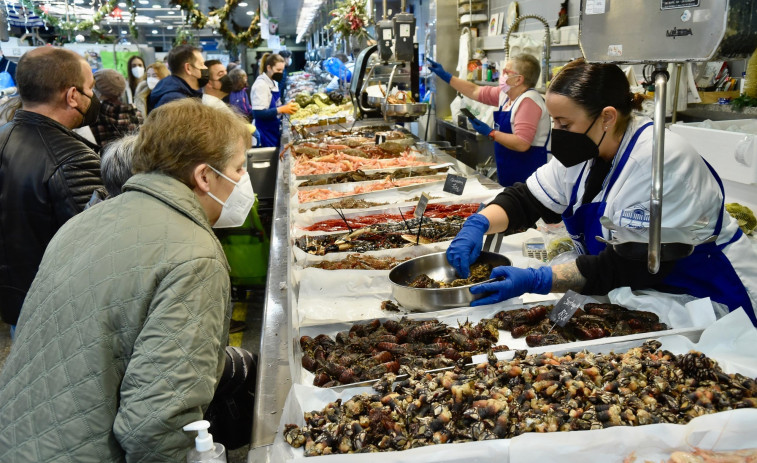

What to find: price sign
left=375, top=134, right=387, bottom=145
left=414, top=193, right=430, bottom=218
left=548, top=290, right=587, bottom=327
left=443, top=174, right=467, bottom=195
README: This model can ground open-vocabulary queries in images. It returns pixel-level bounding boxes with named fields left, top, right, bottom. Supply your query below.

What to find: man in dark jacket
left=147, top=44, right=207, bottom=113
left=0, top=47, right=103, bottom=330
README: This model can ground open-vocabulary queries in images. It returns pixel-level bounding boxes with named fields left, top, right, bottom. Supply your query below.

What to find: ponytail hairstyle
left=549, top=58, right=644, bottom=137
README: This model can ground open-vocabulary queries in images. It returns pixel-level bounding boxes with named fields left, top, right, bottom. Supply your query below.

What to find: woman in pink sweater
left=428, top=54, right=551, bottom=187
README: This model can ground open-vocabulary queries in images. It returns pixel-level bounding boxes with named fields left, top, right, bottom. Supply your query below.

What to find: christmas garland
left=326, top=0, right=372, bottom=41
left=169, top=0, right=262, bottom=48
left=18, top=0, right=139, bottom=39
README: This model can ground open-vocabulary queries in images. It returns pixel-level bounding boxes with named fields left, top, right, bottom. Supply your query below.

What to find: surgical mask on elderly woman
left=207, top=166, right=255, bottom=228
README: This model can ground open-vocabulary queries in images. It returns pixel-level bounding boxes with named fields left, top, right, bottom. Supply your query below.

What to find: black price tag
left=414, top=193, right=430, bottom=218
left=548, top=290, right=587, bottom=327
left=443, top=174, right=467, bottom=195
left=375, top=134, right=387, bottom=145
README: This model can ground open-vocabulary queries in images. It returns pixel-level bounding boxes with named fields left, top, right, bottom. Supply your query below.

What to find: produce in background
left=725, top=203, right=756, bottom=235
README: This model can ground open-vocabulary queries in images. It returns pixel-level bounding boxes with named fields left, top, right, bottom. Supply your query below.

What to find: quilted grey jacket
left=0, top=172, right=231, bottom=462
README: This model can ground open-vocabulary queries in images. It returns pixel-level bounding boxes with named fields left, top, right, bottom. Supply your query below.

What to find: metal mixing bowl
left=389, top=251, right=511, bottom=312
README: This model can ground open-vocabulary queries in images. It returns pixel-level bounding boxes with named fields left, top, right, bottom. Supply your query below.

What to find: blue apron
left=257, top=87, right=281, bottom=148
left=562, top=122, right=754, bottom=324
left=492, top=91, right=549, bottom=187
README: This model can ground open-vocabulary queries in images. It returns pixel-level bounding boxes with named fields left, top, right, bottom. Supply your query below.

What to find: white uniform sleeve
left=603, top=128, right=724, bottom=242
left=526, top=158, right=581, bottom=215
left=250, top=79, right=272, bottom=110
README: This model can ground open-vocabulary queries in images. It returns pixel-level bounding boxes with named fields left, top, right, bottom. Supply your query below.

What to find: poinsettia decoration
left=325, top=0, right=372, bottom=41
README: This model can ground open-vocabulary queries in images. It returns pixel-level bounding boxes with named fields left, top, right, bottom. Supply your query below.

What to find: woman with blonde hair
left=134, top=61, right=169, bottom=116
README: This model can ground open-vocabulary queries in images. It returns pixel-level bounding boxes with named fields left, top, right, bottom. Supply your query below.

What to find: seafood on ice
left=297, top=176, right=444, bottom=204
left=293, top=150, right=433, bottom=176
left=302, top=204, right=479, bottom=232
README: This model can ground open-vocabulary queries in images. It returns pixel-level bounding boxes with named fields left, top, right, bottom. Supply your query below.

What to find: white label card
left=585, top=0, right=606, bottom=14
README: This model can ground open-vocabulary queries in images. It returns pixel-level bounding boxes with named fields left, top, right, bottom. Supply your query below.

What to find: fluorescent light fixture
left=121, top=30, right=127, bottom=34
left=246, top=10, right=253, bottom=15
left=296, top=0, right=326, bottom=43
left=167, top=10, right=175, bottom=14
left=239, top=1, right=248, bottom=5
left=151, top=4, right=161, bottom=8
left=152, top=29, right=158, bottom=34
left=167, top=25, right=174, bottom=29
left=118, top=2, right=126, bottom=6
left=138, top=0, right=149, bottom=4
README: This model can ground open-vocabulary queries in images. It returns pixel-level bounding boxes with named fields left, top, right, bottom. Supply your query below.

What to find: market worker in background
left=148, top=44, right=207, bottom=113
left=427, top=53, right=551, bottom=187
left=0, top=99, right=255, bottom=461
left=447, top=58, right=757, bottom=326
left=250, top=52, right=297, bottom=147
left=0, top=47, right=103, bottom=336
left=278, top=49, right=292, bottom=102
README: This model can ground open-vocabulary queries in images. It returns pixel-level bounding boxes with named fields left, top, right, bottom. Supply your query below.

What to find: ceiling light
left=151, top=4, right=161, bottom=8
left=118, top=2, right=126, bottom=6
left=246, top=10, right=253, bottom=15
left=167, top=25, right=173, bottom=29
left=121, top=30, right=127, bottom=34
left=74, top=0, right=84, bottom=4
left=239, top=2, right=247, bottom=5
left=138, top=0, right=149, bottom=3
left=168, top=10, right=175, bottom=14
left=152, top=29, right=158, bottom=34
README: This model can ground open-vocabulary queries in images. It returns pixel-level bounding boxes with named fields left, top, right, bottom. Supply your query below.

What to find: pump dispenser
left=183, top=420, right=227, bottom=463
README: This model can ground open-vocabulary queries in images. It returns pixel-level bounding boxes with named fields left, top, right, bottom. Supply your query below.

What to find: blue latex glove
left=470, top=266, right=553, bottom=307
left=468, top=117, right=493, bottom=137
left=446, top=213, right=489, bottom=278
left=426, top=58, right=452, bottom=83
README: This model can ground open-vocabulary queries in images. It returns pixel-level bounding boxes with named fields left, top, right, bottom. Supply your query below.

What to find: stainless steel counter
left=247, top=125, right=500, bottom=462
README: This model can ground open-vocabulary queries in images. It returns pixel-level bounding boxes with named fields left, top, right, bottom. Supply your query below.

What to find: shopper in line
left=134, top=61, right=169, bottom=117
left=447, top=58, right=757, bottom=326
left=126, top=55, right=146, bottom=103
left=91, top=68, right=143, bottom=147
left=0, top=99, right=256, bottom=461
left=0, top=47, right=103, bottom=333
left=428, top=54, right=551, bottom=187
left=86, top=133, right=139, bottom=208
left=202, top=59, right=233, bottom=112
left=148, top=44, right=207, bottom=113
left=228, top=67, right=252, bottom=120
left=250, top=53, right=297, bottom=147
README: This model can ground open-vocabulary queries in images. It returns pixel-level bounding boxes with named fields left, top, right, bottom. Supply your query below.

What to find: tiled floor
left=0, top=290, right=266, bottom=463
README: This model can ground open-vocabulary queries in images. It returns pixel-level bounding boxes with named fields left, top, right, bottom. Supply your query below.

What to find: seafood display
left=303, top=204, right=479, bottom=232
left=298, top=167, right=449, bottom=187
left=489, top=303, right=668, bottom=347
left=284, top=340, right=757, bottom=455
left=300, top=198, right=389, bottom=212
left=297, top=176, right=444, bottom=203
left=293, top=150, right=433, bottom=176
left=408, top=263, right=493, bottom=288
left=308, top=254, right=409, bottom=270
left=664, top=448, right=757, bottom=463
left=296, top=217, right=466, bottom=255
left=299, top=316, right=507, bottom=387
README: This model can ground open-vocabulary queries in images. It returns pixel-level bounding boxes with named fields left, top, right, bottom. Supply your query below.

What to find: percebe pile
left=285, top=341, right=757, bottom=456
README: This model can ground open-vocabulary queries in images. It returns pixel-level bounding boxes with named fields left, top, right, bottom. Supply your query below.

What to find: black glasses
left=75, top=87, right=92, bottom=99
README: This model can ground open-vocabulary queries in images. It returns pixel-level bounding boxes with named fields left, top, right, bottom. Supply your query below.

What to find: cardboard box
left=670, top=119, right=757, bottom=186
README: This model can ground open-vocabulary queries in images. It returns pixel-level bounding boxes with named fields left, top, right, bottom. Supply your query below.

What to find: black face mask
left=218, top=74, right=233, bottom=94
left=271, top=72, right=284, bottom=83
left=75, top=88, right=101, bottom=128
left=197, top=68, right=210, bottom=88
left=550, top=115, right=607, bottom=167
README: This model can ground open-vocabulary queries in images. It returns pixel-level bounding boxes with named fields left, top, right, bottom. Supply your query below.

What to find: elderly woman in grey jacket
left=0, top=99, right=253, bottom=462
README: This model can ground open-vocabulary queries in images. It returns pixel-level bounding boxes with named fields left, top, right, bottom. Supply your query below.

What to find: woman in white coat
left=447, top=58, right=757, bottom=326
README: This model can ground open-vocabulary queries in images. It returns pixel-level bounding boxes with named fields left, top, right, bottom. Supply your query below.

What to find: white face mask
left=131, top=66, right=145, bottom=79
left=207, top=166, right=255, bottom=228
left=147, top=77, right=160, bottom=90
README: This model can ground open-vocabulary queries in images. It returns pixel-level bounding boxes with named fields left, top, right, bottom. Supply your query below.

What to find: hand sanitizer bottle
left=183, top=420, right=227, bottom=463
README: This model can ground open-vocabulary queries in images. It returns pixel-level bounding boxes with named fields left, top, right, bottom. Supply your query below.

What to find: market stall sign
left=443, top=173, right=467, bottom=195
